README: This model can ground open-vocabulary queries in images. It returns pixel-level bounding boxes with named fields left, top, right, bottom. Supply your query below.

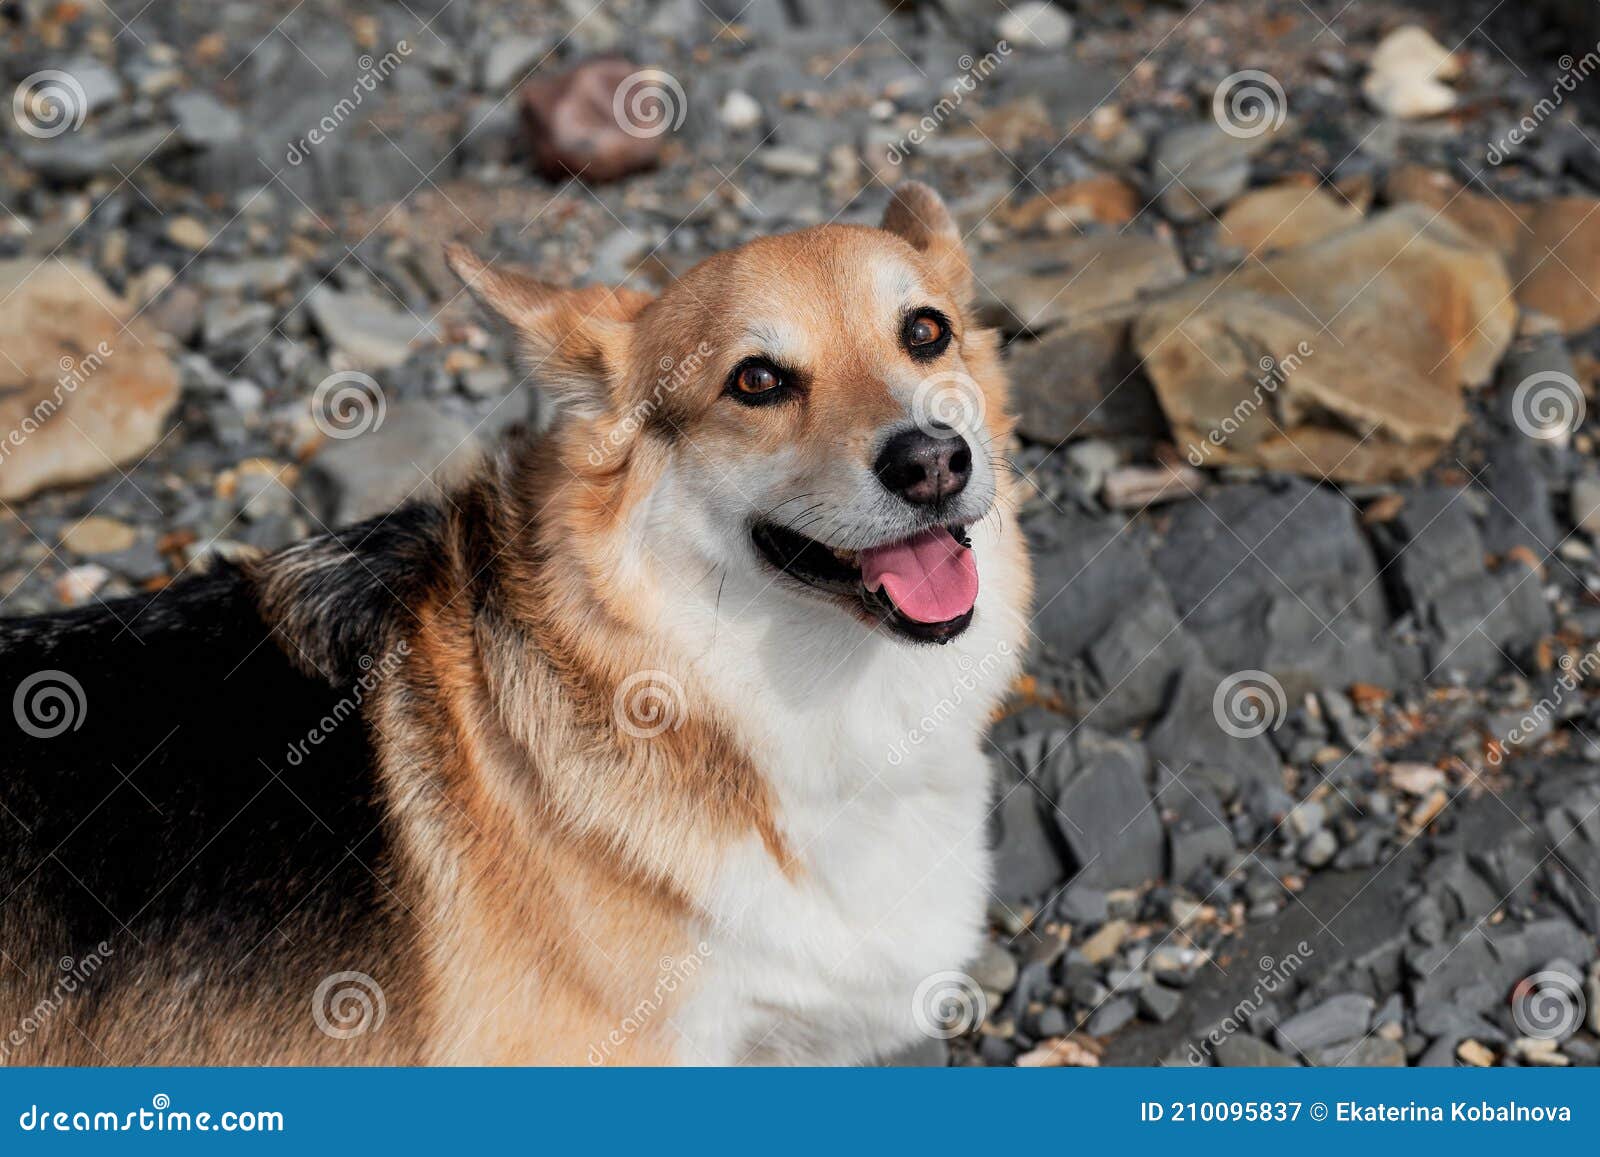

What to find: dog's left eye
left=903, top=310, right=951, bottom=358
left=725, top=358, right=792, bottom=406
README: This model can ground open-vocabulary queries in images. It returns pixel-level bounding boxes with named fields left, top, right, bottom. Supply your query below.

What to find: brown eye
left=908, top=315, right=943, bottom=347
left=904, top=309, right=951, bottom=359
left=736, top=363, right=780, bottom=394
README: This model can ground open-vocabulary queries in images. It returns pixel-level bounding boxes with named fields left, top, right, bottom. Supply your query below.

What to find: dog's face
left=448, top=184, right=1012, bottom=644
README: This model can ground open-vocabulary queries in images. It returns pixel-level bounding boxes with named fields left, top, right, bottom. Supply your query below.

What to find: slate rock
left=1274, top=993, right=1374, bottom=1056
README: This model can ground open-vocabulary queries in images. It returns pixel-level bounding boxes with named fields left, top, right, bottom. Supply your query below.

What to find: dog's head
left=447, top=183, right=1015, bottom=645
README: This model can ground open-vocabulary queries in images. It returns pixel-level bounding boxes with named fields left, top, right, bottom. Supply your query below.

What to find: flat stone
left=977, top=232, right=1186, bottom=333
left=299, top=399, right=483, bottom=525
left=1136, top=206, right=1515, bottom=483
left=0, top=259, right=180, bottom=502
left=1215, top=1034, right=1298, bottom=1067
left=1274, top=993, right=1374, bottom=1057
left=306, top=286, right=436, bottom=370
left=1217, top=183, right=1362, bottom=255
left=1004, top=318, right=1162, bottom=443
left=1152, top=120, right=1281, bottom=222
left=1038, top=731, right=1165, bottom=889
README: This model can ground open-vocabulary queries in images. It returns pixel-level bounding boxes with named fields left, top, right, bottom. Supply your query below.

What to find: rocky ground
left=7, top=0, right=1600, bottom=1067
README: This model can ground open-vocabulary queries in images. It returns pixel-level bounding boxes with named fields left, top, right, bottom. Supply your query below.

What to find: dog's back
left=0, top=507, right=442, bottom=1064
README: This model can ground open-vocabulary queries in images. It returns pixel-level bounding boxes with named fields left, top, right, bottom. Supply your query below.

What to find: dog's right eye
left=726, top=359, right=790, bottom=406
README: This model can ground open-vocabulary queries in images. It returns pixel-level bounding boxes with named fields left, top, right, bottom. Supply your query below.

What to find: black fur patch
left=0, top=504, right=445, bottom=1025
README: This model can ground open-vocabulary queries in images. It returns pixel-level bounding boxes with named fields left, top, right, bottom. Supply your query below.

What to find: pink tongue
left=859, top=527, right=979, bottom=624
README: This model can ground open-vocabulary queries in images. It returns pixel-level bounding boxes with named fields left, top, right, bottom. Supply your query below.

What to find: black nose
left=873, top=426, right=971, bottom=507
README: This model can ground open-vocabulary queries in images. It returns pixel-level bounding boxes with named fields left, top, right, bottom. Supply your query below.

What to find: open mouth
left=751, top=521, right=978, bottom=643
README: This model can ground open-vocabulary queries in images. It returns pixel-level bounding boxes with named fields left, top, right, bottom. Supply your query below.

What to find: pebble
left=719, top=90, right=763, bottom=132
left=1078, top=920, right=1129, bottom=965
left=997, top=2, right=1073, bottom=49
left=165, top=216, right=213, bottom=251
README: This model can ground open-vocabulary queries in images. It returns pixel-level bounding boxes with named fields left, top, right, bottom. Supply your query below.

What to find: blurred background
left=7, top=0, right=1600, bottom=1068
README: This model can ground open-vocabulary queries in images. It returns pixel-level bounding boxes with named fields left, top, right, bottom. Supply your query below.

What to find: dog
left=0, top=182, right=1031, bottom=1065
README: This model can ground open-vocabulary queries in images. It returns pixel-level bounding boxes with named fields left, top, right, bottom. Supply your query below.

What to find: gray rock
left=1274, top=993, right=1374, bottom=1056
left=968, top=940, right=1019, bottom=995
left=299, top=399, right=484, bottom=526
left=1300, top=829, right=1338, bottom=868
left=1037, top=730, right=1165, bottom=889
left=1151, top=120, right=1279, bottom=222
left=1139, top=984, right=1184, bottom=1023
left=306, top=287, right=436, bottom=371
left=1086, top=996, right=1137, bottom=1037
left=1005, top=320, right=1163, bottom=444
left=480, top=35, right=550, bottom=92
left=171, top=91, right=244, bottom=149
left=1215, top=1034, right=1298, bottom=1066
left=1164, top=778, right=1235, bottom=884
left=1313, top=1036, right=1405, bottom=1066
left=1144, top=665, right=1281, bottom=800
left=988, top=769, right=1069, bottom=904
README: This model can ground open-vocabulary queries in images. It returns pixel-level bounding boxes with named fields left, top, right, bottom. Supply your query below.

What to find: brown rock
left=1217, top=184, right=1362, bottom=256
left=520, top=58, right=670, bottom=183
left=1513, top=197, right=1600, bottom=334
left=1008, top=174, right=1142, bottom=233
left=1383, top=164, right=1523, bottom=256
left=1136, top=206, right=1515, bottom=483
left=59, top=515, right=137, bottom=554
left=977, top=232, right=1187, bottom=333
left=0, top=259, right=181, bottom=502
left=1384, top=167, right=1600, bottom=334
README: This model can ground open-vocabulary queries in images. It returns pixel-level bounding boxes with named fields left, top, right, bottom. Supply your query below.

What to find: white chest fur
left=663, top=551, right=1025, bottom=1065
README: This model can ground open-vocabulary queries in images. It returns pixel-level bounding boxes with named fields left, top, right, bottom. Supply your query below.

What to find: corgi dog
left=0, top=183, right=1030, bottom=1065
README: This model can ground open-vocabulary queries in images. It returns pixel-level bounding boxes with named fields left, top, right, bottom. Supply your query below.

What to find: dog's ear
left=444, top=244, right=648, bottom=420
left=881, top=182, right=972, bottom=305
